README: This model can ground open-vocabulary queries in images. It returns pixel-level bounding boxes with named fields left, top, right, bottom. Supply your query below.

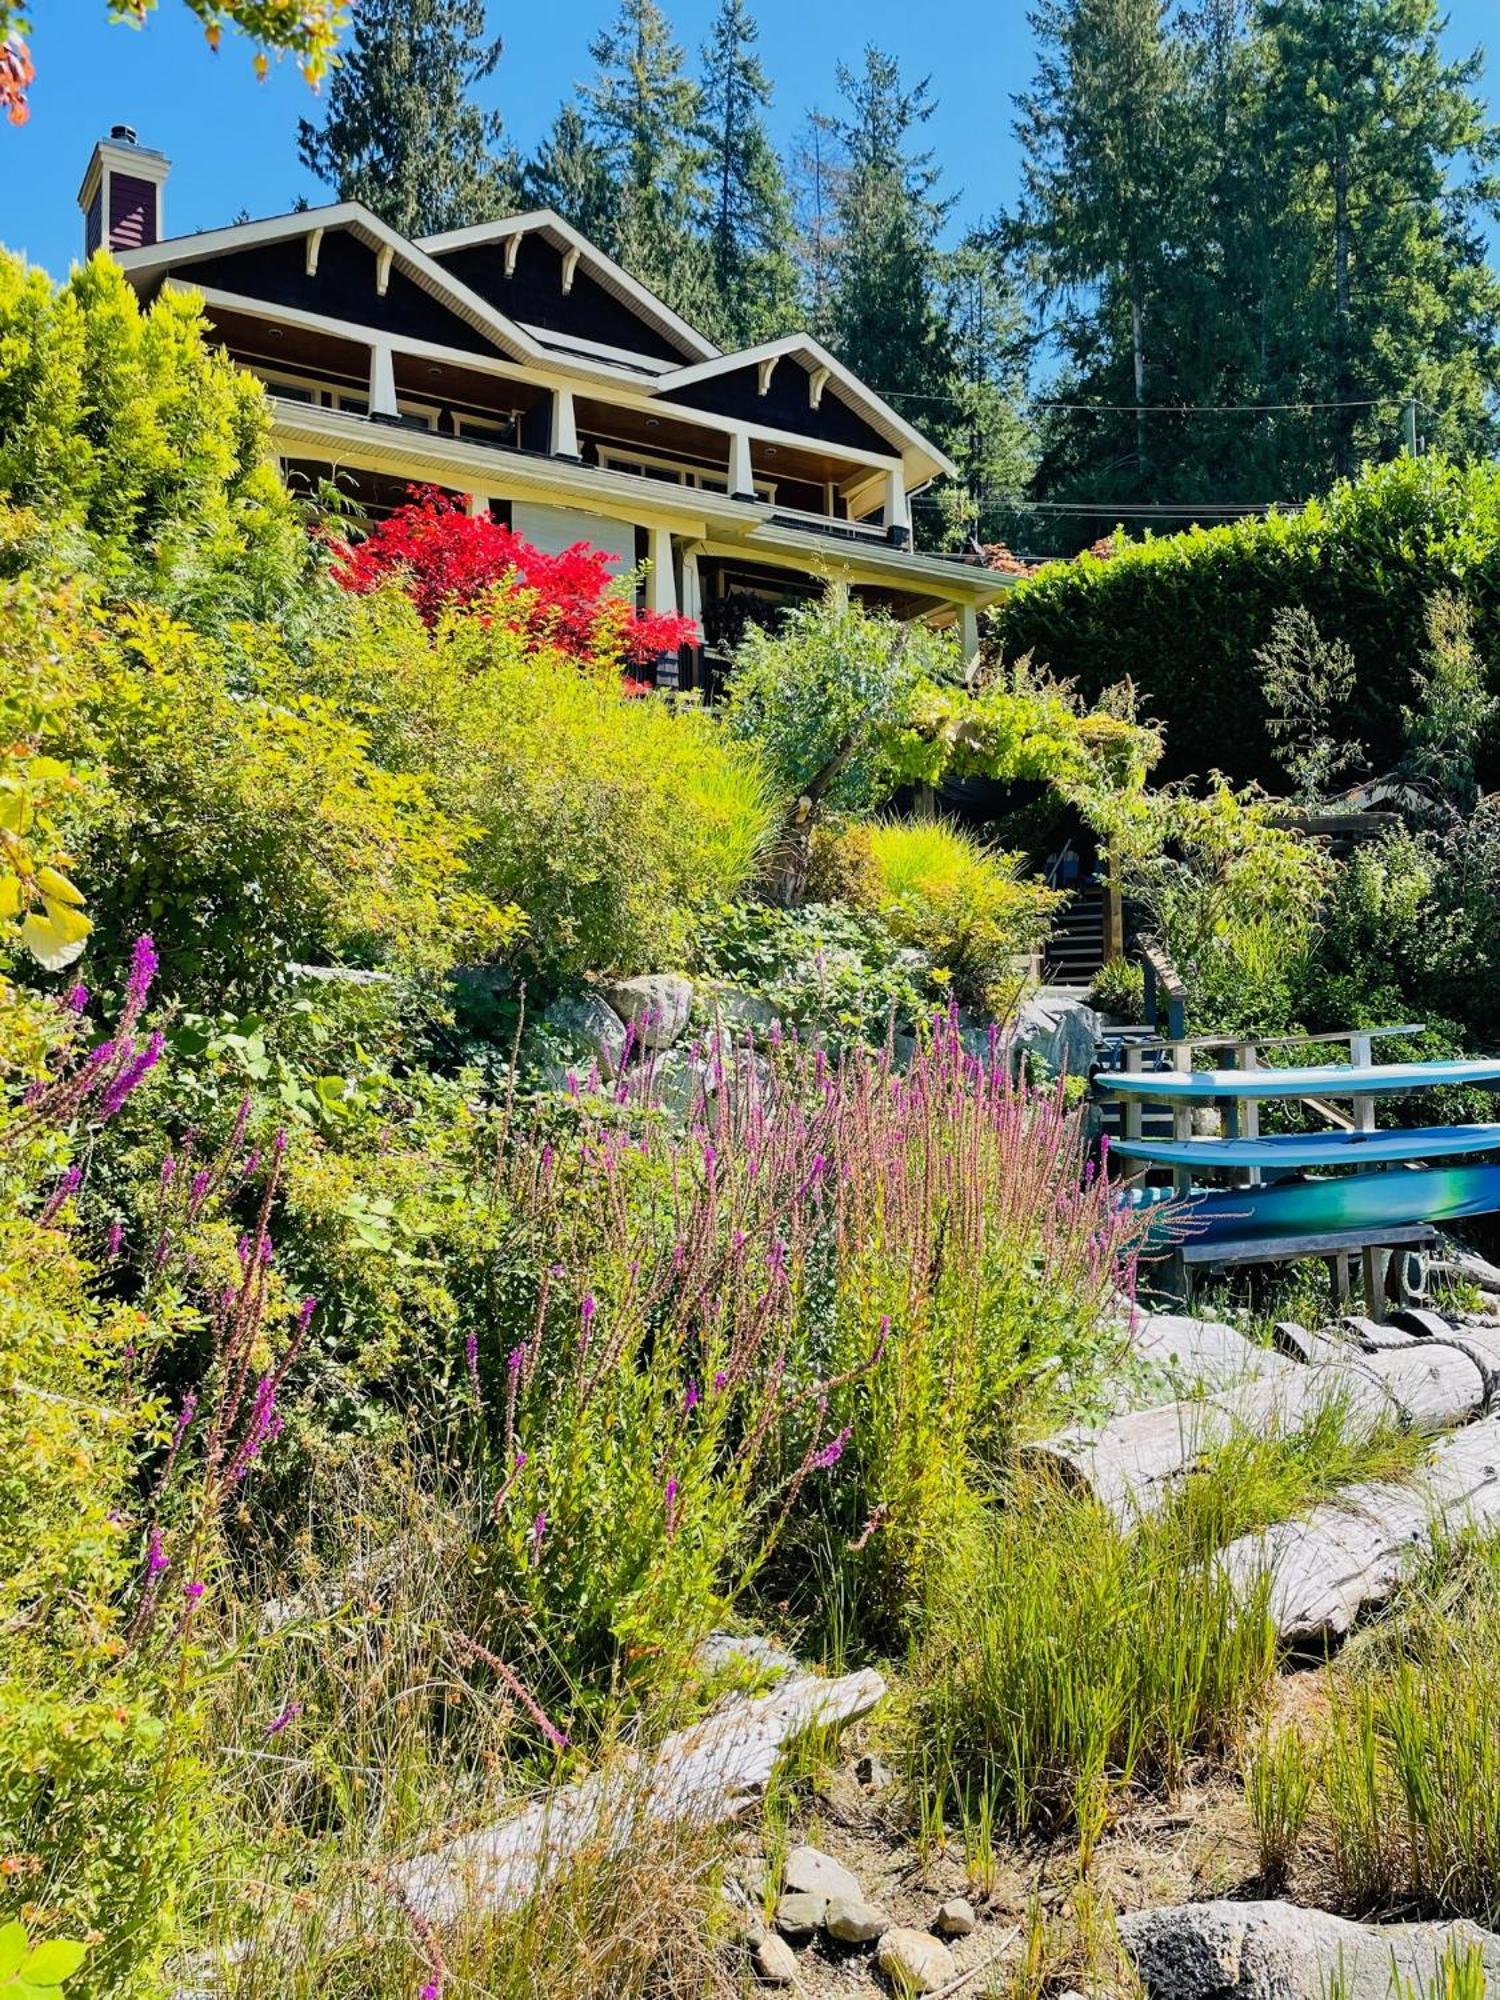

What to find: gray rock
left=605, top=973, right=694, bottom=1050
left=753, top=1932, right=800, bottom=1985
left=698, top=1632, right=799, bottom=1682
left=1005, top=992, right=1103, bottom=1083
left=783, top=1844, right=863, bottom=1905
left=709, top=988, right=783, bottom=1042
left=732, top=1854, right=770, bottom=1902
left=539, top=992, right=629, bottom=1078
left=775, top=1890, right=826, bottom=1937
left=824, top=1897, right=889, bottom=1944
left=644, top=1049, right=712, bottom=1122
left=876, top=1927, right=957, bottom=1994
left=1117, top=1899, right=1500, bottom=2000
left=935, top=1897, right=976, bottom=1937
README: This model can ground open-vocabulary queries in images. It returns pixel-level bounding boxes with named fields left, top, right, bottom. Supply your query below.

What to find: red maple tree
left=330, top=488, right=698, bottom=669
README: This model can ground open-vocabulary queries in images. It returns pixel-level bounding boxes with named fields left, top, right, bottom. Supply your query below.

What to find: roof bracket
left=561, top=245, right=581, bottom=295
left=503, top=233, right=520, bottom=278
left=757, top=355, right=779, bottom=397
left=375, top=243, right=393, bottom=297
left=304, top=226, right=323, bottom=278
left=809, top=365, right=830, bottom=410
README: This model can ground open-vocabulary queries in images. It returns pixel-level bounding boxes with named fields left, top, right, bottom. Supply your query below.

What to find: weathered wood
left=388, top=1668, right=886, bottom=1928
left=1181, top=1223, right=1436, bottom=1267
left=1217, top=1416, right=1500, bottom=1643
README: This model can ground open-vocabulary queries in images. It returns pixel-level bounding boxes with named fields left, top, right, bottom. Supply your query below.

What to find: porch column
left=680, top=543, right=704, bottom=694
left=729, top=428, right=755, bottom=502
left=369, top=341, right=398, bottom=418
left=958, top=601, right=981, bottom=664
left=647, top=525, right=680, bottom=691
left=885, top=466, right=911, bottom=548
left=550, top=385, right=580, bottom=459
left=466, top=492, right=489, bottom=519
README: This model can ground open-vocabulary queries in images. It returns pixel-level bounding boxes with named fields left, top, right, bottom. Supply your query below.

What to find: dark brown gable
left=171, top=229, right=503, bottom=358
left=658, top=359, right=893, bottom=456
left=434, top=232, right=693, bottom=365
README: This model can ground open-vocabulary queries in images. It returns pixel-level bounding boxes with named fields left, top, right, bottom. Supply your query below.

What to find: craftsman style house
left=83, top=128, right=1009, bottom=688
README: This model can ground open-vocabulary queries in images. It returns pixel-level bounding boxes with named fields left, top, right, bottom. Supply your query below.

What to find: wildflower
left=296, top=1296, right=318, bottom=1337
left=682, top=1379, right=700, bottom=1414
left=64, top=982, right=88, bottom=1013
left=160, top=1152, right=176, bottom=1191
left=713, top=1371, right=728, bottom=1393
left=530, top=1511, right=547, bottom=1564
left=507, top=1344, right=525, bottom=1376
left=664, top=1474, right=680, bottom=1539
left=187, top=1167, right=212, bottom=1218
left=420, top=1983, right=441, bottom=2000
left=99, top=1030, right=165, bottom=1118
left=464, top=1330, right=482, bottom=1405
left=265, top=1701, right=302, bottom=1738
left=124, top=934, right=159, bottom=1016
left=146, top=1528, right=169, bottom=1575
left=811, top=1427, right=852, bottom=1472
left=171, top=1392, right=198, bottom=1447
left=183, top=1580, right=205, bottom=1601
left=39, top=1164, right=81, bottom=1227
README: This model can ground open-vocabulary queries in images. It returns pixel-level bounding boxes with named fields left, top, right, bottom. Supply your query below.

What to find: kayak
left=1123, top=1161, right=1500, bottom=1246
left=1097, top=1059, right=1500, bottom=1103
left=1110, top=1123, right=1500, bottom=1170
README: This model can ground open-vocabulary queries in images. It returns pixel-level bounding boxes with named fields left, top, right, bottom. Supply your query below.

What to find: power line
left=873, top=384, right=1423, bottom=416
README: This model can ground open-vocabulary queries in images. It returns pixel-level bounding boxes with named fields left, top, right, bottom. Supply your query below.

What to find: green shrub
left=1088, top=955, right=1145, bottom=1022
left=993, top=455, right=1500, bottom=790
left=696, top=899, right=932, bottom=1046
left=855, top=818, right=1058, bottom=1012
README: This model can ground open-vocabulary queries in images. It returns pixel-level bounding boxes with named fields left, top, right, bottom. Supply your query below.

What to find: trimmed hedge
left=992, top=457, right=1500, bottom=789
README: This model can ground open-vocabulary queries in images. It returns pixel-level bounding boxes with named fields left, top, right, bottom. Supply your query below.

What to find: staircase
left=1044, top=881, right=1108, bottom=990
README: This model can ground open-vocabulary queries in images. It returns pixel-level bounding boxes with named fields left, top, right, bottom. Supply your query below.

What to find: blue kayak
left=1098, top=1059, right=1500, bottom=1103
left=1111, top=1123, right=1500, bottom=1170
left=1125, top=1161, right=1500, bottom=1245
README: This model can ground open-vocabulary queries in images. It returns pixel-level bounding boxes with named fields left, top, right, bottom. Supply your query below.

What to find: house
left=82, top=128, right=1012, bottom=688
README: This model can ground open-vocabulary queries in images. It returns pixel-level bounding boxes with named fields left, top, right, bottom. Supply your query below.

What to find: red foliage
left=330, top=488, right=699, bottom=667
left=1, top=35, right=34, bottom=125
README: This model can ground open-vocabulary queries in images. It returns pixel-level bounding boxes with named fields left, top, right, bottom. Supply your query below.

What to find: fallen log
left=1216, top=1414, right=1500, bottom=1643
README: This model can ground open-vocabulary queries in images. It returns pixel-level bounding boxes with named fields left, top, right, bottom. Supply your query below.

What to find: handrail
left=1138, top=939, right=1188, bottom=1041
left=1129, top=1023, right=1425, bottom=1055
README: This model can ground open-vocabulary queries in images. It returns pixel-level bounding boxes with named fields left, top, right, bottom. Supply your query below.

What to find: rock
left=604, top=973, right=694, bottom=1050
left=824, top=1897, right=889, bottom=1944
left=698, top=1632, right=800, bottom=1682
left=775, top=1890, right=826, bottom=1937
left=876, top=1926, right=957, bottom=1994
left=708, top=988, right=782, bottom=1042
left=1005, top=992, right=1102, bottom=1083
left=644, top=1049, right=712, bottom=1122
left=539, top=992, right=628, bottom=1077
left=732, top=1854, right=770, bottom=1902
left=752, top=1932, right=800, bottom=1985
left=783, top=1845, right=863, bottom=1905
left=935, top=1897, right=976, bottom=1937
left=1117, top=1899, right=1500, bottom=2000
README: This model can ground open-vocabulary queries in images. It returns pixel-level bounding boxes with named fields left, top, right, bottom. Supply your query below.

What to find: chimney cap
left=109, top=122, right=138, bottom=144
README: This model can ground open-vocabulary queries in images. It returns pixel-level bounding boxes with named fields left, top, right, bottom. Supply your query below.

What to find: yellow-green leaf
left=0, top=873, right=22, bottom=921
left=0, top=1921, right=28, bottom=1981
left=20, top=906, right=91, bottom=972
left=35, top=867, right=85, bottom=908
left=18, top=1936, right=88, bottom=1985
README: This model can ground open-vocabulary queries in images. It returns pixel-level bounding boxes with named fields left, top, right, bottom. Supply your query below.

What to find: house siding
left=659, top=361, right=893, bottom=457
left=435, top=233, right=691, bottom=365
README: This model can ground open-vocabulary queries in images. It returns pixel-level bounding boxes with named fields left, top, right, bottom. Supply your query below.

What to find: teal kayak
left=1098, top=1059, right=1500, bottom=1103
left=1124, top=1161, right=1500, bottom=1245
left=1111, top=1123, right=1500, bottom=1170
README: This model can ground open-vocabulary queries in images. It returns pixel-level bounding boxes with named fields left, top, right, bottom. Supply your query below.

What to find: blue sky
left=4, top=0, right=1497, bottom=286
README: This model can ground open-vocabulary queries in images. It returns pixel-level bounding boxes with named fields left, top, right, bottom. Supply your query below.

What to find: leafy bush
left=856, top=817, right=1058, bottom=1012
left=697, top=899, right=931, bottom=1046
left=994, top=455, right=1500, bottom=789
left=1088, top=955, right=1145, bottom=1022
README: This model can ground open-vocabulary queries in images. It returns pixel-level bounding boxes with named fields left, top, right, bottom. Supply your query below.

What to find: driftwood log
left=1216, top=1414, right=1500, bottom=1643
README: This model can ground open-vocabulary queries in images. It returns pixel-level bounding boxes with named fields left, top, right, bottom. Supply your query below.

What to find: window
left=597, top=446, right=775, bottom=503
left=254, top=367, right=369, bottom=416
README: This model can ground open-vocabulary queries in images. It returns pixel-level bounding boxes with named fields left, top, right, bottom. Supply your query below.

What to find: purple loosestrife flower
left=172, top=1393, right=198, bottom=1447
left=420, top=1983, right=442, bottom=2000
left=98, top=1029, right=165, bottom=1118
left=64, top=982, right=88, bottom=1013
left=187, top=1167, right=212, bottom=1218
left=713, top=1371, right=728, bottom=1394
left=811, top=1427, right=852, bottom=1472
left=159, top=1152, right=176, bottom=1191
left=105, top=1220, right=124, bottom=1258
left=664, top=1474, right=680, bottom=1539
left=265, top=1701, right=302, bottom=1738
left=183, top=1580, right=205, bottom=1601
left=39, top=1164, right=82, bottom=1227
left=530, top=1512, right=547, bottom=1565
left=507, top=1345, right=525, bottom=1377
left=682, top=1379, right=700, bottom=1414
left=146, top=1528, right=169, bottom=1575
left=579, top=1292, right=596, bottom=1355
left=125, top=934, right=159, bottom=1015
left=464, top=1330, right=481, bottom=1405
left=296, top=1296, right=318, bottom=1337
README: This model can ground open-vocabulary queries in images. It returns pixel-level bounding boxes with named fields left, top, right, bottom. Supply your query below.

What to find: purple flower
left=811, top=1427, right=852, bottom=1472
left=183, top=1579, right=205, bottom=1601
left=265, top=1701, right=302, bottom=1738
left=420, top=1983, right=442, bottom=2000
left=296, top=1296, right=317, bottom=1337
left=507, top=1345, right=525, bottom=1376
left=713, top=1370, right=728, bottom=1393
left=39, top=1164, right=82, bottom=1227
left=186, top=1167, right=212, bottom=1218
left=682, top=1379, right=699, bottom=1414
left=146, top=1527, right=169, bottom=1575
left=272, top=1128, right=288, bottom=1158
left=64, top=982, right=88, bottom=1014
left=105, top=1220, right=124, bottom=1258
left=530, top=1511, right=547, bottom=1564
left=464, top=1330, right=481, bottom=1405
left=580, top=1292, right=597, bottom=1325
left=125, top=934, right=159, bottom=1014
left=160, top=1152, right=176, bottom=1191
left=172, top=1393, right=198, bottom=1446
left=98, top=1029, right=165, bottom=1118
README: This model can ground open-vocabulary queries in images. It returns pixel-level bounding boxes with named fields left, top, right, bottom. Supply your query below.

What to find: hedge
left=991, top=456, right=1500, bottom=790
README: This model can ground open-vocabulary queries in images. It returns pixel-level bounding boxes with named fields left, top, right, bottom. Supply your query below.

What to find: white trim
left=416, top=207, right=719, bottom=363
left=518, top=324, right=674, bottom=375
left=374, top=243, right=393, bottom=297
left=757, top=355, right=779, bottom=397
left=656, top=333, right=958, bottom=482
left=305, top=226, right=323, bottom=277
left=560, top=245, right=580, bottom=295
left=596, top=443, right=776, bottom=504
left=503, top=233, right=521, bottom=278
left=809, top=365, right=830, bottom=410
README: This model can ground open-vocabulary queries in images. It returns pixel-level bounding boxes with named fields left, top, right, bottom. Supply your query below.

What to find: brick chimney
left=78, top=126, right=170, bottom=258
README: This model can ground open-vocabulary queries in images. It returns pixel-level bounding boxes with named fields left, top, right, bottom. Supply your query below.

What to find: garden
left=6, top=252, right=1500, bottom=2000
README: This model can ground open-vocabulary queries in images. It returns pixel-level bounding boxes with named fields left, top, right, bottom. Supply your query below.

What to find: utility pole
left=1401, top=397, right=1419, bottom=455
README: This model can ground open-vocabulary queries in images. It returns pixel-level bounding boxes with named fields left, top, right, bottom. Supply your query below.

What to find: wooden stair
left=1044, top=882, right=1107, bottom=989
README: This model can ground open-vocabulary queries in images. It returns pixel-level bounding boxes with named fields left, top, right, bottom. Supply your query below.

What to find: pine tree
left=583, top=0, right=710, bottom=317
left=825, top=47, right=956, bottom=412
left=296, top=0, right=518, bottom=238
left=697, top=0, right=799, bottom=346
left=1259, top=0, right=1500, bottom=479
left=522, top=104, right=619, bottom=251
left=790, top=108, right=846, bottom=343
left=932, top=237, right=1036, bottom=550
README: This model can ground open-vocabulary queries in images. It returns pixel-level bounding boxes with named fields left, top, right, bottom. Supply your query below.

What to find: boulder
left=539, top=992, right=628, bottom=1078
left=644, top=1049, right=712, bottom=1122
left=1117, top=1899, right=1500, bottom=2000
left=824, top=1897, right=889, bottom=1944
left=775, top=1890, right=825, bottom=1937
left=752, top=1933, right=800, bottom=1985
left=707, top=988, right=783, bottom=1043
left=1005, top=992, right=1103, bottom=1083
left=782, top=1845, right=863, bottom=1905
left=876, top=1926, right=957, bottom=1994
left=605, top=973, right=694, bottom=1050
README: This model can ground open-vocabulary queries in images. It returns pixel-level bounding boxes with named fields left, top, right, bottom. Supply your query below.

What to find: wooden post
left=1122, top=1044, right=1144, bottom=1178
left=1362, top=1244, right=1388, bottom=1323
left=1170, top=1038, right=1192, bottom=1200
left=1104, top=850, right=1124, bottom=963
left=1239, top=1043, right=1262, bottom=1187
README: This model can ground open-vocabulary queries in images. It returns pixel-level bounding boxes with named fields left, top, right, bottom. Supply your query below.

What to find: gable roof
left=656, top=334, right=958, bottom=482
left=113, top=201, right=549, bottom=367
left=417, top=208, right=719, bottom=366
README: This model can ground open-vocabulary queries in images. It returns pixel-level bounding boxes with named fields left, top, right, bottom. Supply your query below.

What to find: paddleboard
left=1097, top=1058, right=1500, bottom=1103
left=1123, top=1161, right=1500, bottom=1246
left=1111, top=1123, right=1500, bottom=1170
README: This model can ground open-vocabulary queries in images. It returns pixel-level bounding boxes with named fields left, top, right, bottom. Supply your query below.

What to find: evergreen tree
left=697, top=0, right=799, bottom=345
left=825, top=47, right=956, bottom=411
left=522, top=104, right=619, bottom=251
left=1259, top=0, right=1500, bottom=479
left=296, top=0, right=518, bottom=238
left=930, top=236, right=1036, bottom=550
left=790, top=107, right=846, bottom=343
left=584, top=0, right=710, bottom=317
